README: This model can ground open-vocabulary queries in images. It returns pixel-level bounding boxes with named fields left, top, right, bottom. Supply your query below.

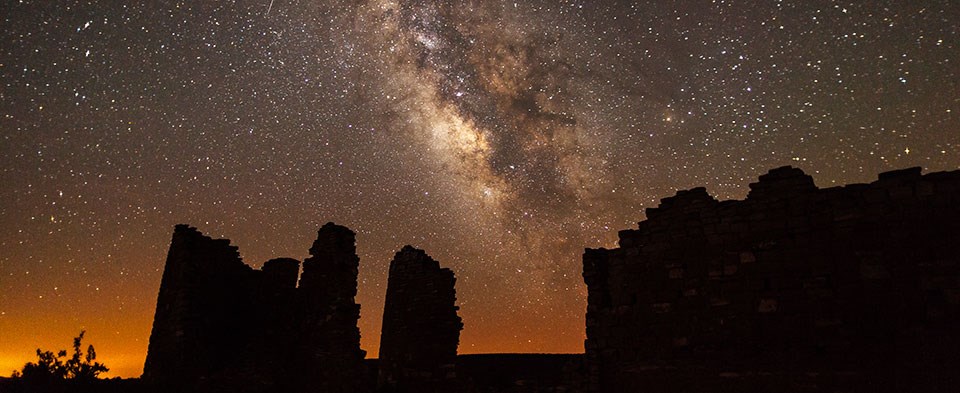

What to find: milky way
left=359, top=0, right=616, bottom=265
left=361, top=1, right=598, bottom=216
left=1, top=0, right=958, bottom=377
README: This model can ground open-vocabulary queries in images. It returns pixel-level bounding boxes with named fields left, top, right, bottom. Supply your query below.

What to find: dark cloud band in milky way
left=360, top=0, right=607, bottom=228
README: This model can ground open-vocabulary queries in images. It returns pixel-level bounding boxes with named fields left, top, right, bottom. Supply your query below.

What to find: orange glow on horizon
left=2, top=309, right=586, bottom=379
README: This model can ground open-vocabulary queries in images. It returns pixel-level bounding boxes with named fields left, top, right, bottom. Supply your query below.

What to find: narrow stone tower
left=378, top=245, right=463, bottom=393
left=296, top=222, right=368, bottom=393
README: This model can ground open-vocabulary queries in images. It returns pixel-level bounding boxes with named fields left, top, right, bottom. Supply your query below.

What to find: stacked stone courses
left=297, top=223, right=368, bottom=393
left=583, top=166, right=960, bottom=393
left=379, top=245, right=463, bottom=393
left=143, top=223, right=368, bottom=393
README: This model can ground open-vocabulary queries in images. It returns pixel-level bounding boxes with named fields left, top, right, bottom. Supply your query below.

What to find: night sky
left=1, top=0, right=958, bottom=378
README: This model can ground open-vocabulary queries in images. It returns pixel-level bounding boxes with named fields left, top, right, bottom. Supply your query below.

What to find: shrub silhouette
left=16, top=330, right=108, bottom=383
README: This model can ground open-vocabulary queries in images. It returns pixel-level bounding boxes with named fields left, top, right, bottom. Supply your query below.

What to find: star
left=0, top=0, right=958, bottom=378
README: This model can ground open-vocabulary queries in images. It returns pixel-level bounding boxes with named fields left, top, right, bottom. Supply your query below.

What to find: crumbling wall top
left=308, top=222, right=357, bottom=259
left=746, top=165, right=817, bottom=200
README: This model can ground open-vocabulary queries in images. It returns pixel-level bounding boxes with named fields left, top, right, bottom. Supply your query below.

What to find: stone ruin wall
left=378, top=245, right=463, bottom=393
left=142, top=222, right=367, bottom=392
left=583, top=166, right=960, bottom=393
left=297, top=223, right=368, bottom=393
left=142, top=224, right=258, bottom=385
left=142, top=223, right=466, bottom=393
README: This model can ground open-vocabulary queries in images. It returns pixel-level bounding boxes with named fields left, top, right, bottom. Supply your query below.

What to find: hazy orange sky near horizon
left=2, top=0, right=959, bottom=378
left=1, top=225, right=600, bottom=378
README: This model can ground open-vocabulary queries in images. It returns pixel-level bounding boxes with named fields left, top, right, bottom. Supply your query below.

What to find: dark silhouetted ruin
left=142, top=224, right=257, bottom=386
left=297, top=223, right=368, bottom=393
left=378, top=246, right=463, bottom=393
left=142, top=223, right=367, bottom=392
left=132, top=166, right=960, bottom=393
left=584, top=166, right=960, bottom=392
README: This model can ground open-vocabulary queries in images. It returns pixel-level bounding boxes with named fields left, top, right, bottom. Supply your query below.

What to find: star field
left=1, top=0, right=958, bottom=377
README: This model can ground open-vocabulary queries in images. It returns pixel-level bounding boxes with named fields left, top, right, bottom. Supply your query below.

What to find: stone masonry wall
left=142, top=224, right=257, bottom=385
left=583, top=166, right=960, bottom=393
left=296, top=222, right=368, bottom=393
left=143, top=223, right=368, bottom=392
left=379, top=245, right=463, bottom=393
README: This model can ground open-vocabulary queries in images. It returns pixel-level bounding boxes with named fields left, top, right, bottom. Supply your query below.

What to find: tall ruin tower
left=379, top=245, right=463, bottom=393
left=296, top=222, right=369, bottom=393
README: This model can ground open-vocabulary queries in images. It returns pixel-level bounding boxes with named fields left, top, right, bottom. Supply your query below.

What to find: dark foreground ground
left=0, top=353, right=585, bottom=393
